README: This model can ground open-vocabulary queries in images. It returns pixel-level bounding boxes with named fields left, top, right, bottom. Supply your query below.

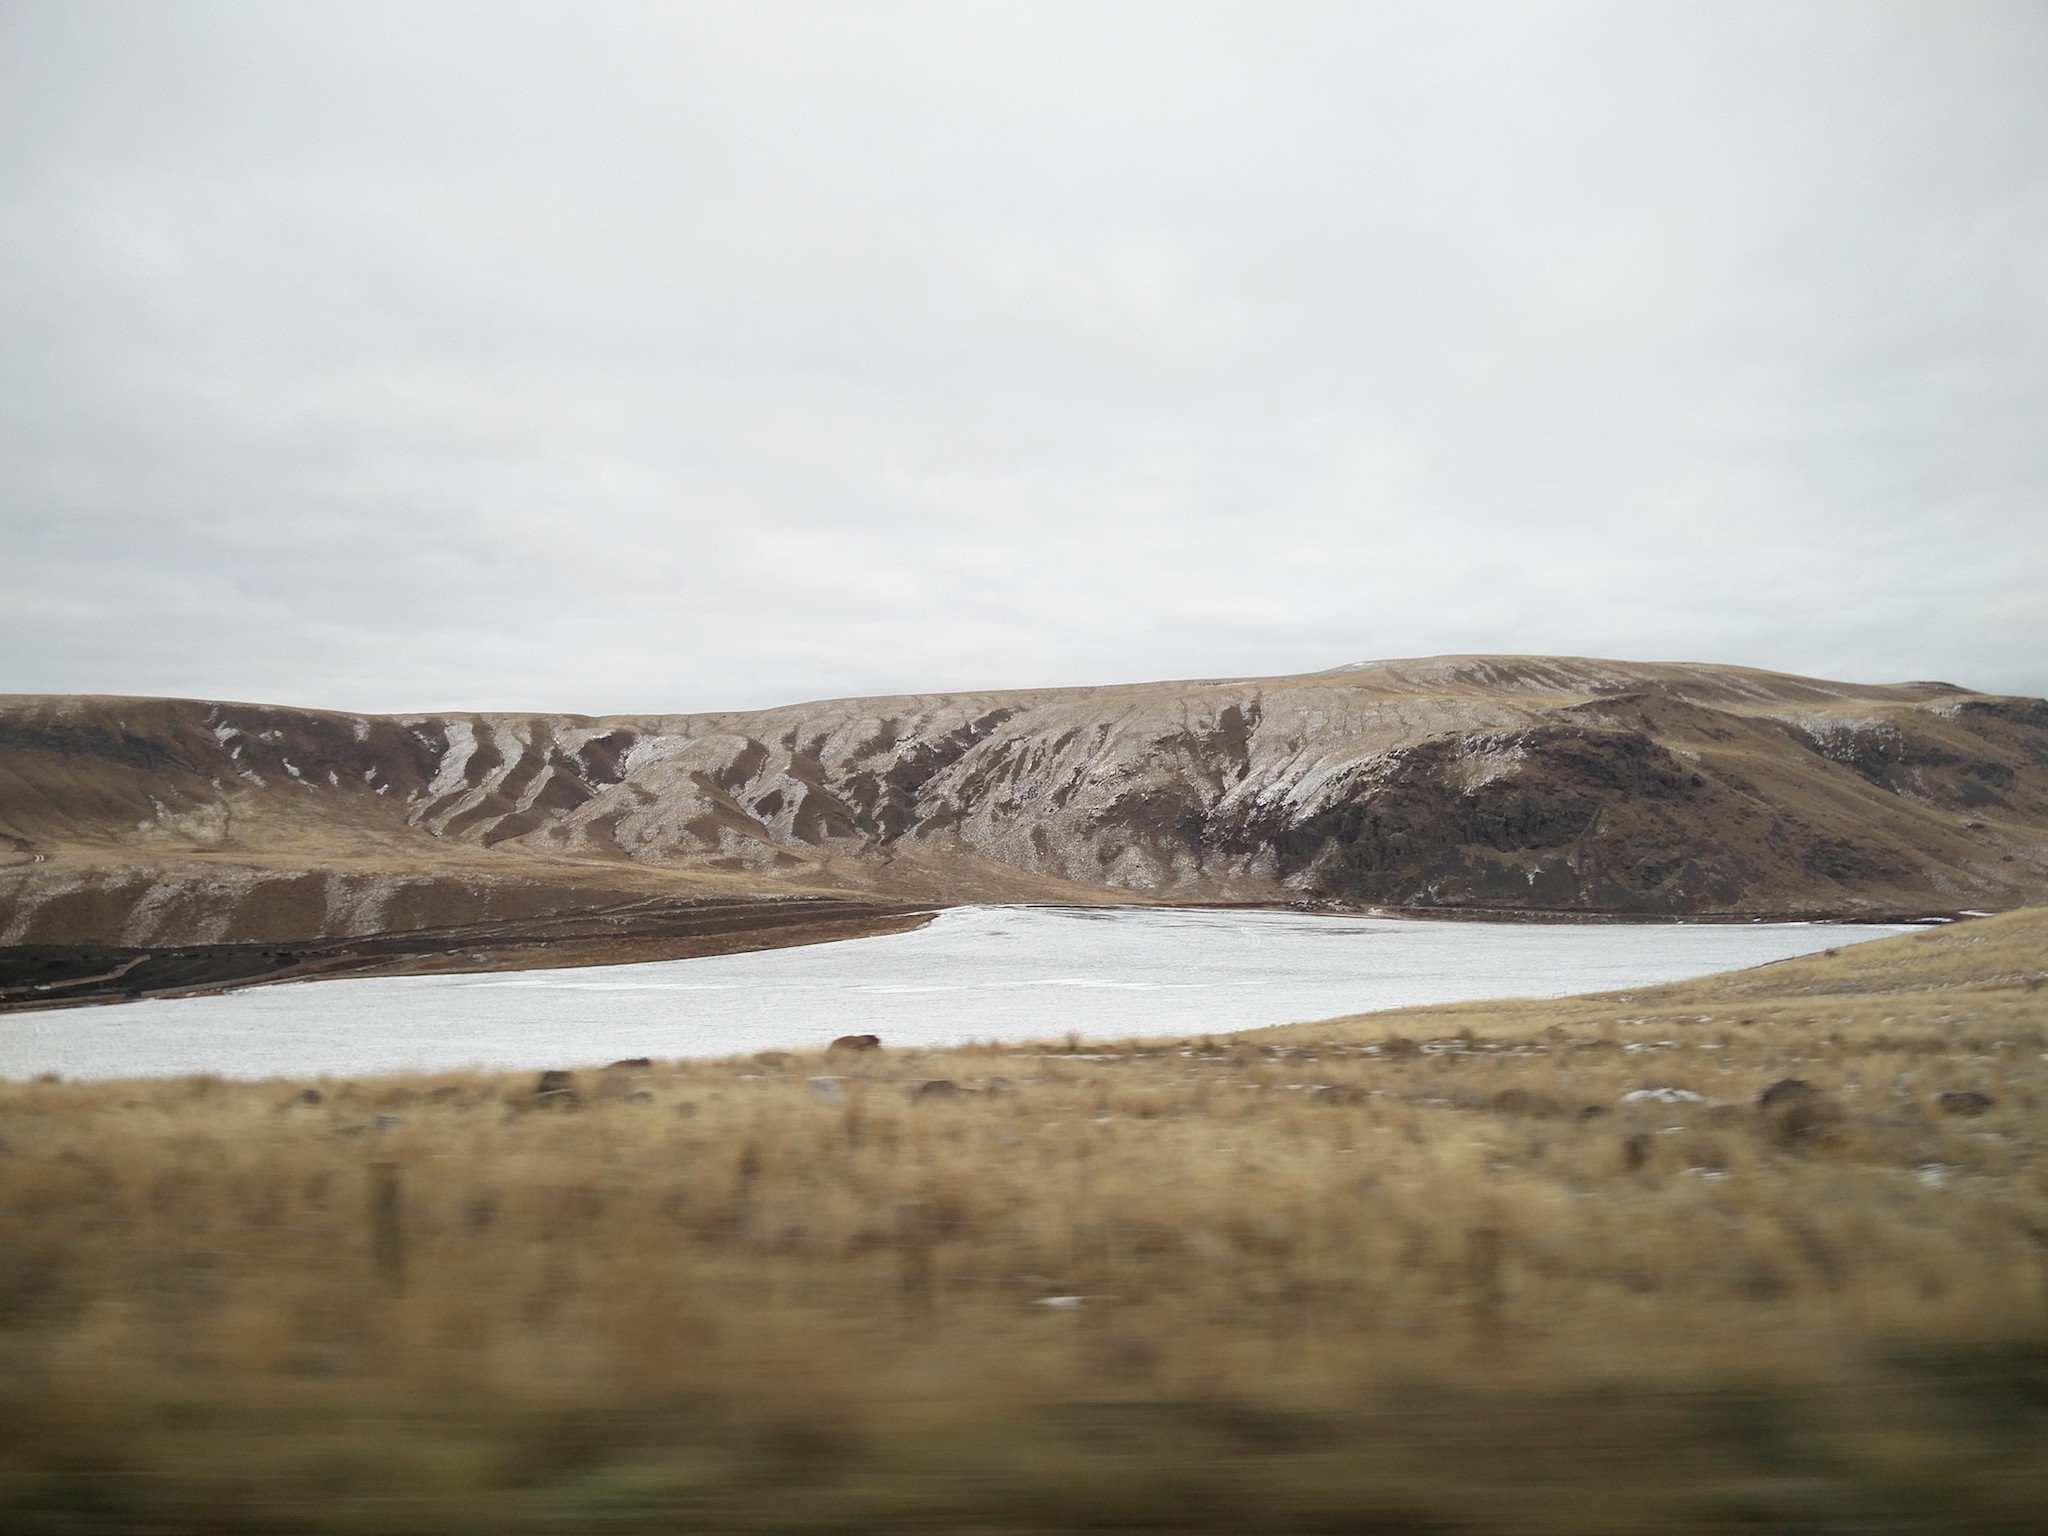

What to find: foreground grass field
left=2, top=911, right=2045, bottom=1533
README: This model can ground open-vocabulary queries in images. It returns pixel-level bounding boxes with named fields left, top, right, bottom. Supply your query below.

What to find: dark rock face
left=5, top=657, right=2048, bottom=947
left=1208, top=726, right=1731, bottom=910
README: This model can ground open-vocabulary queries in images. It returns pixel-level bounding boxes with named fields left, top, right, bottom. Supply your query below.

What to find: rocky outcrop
left=4, top=656, right=2047, bottom=945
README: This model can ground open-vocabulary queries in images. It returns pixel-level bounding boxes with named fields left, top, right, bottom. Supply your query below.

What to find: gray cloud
left=3, top=0, right=2045, bottom=712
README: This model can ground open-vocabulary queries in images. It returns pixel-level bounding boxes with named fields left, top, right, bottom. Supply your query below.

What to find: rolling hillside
left=4, top=657, right=2046, bottom=960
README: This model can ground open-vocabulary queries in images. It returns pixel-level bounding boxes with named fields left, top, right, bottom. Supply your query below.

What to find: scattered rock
left=912, top=1079, right=963, bottom=1101
left=1577, top=1104, right=1609, bottom=1121
left=1937, top=1090, right=1995, bottom=1117
left=982, top=1076, right=1017, bottom=1095
left=606, top=1057, right=653, bottom=1073
left=1687, top=1144, right=1732, bottom=1175
left=372, top=1114, right=404, bottom=1132
left=808, top=1076, right=845, bottom=1102
left=1621, top=1088, right=1705, bottom=1105
left=1623, top=1131, right=1656, bottom=1171
left=828, top=1034, right=882, bottom=1053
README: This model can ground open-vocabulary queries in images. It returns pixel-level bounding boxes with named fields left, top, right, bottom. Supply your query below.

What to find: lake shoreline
left=2, top=909, right=2042, bottom=1532
left=0, top=897, right=940, bottom=1015
left=0, top=893, right=1973, bottom=1018
left=0, top=905, right=1917, bottom=1082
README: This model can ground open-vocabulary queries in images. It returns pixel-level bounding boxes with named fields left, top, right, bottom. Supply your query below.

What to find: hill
left=3, top=657, right=2045, bottom=982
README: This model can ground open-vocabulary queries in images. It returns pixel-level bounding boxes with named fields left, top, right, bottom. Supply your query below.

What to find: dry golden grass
left=2, top=911, right=2046, bottom=1532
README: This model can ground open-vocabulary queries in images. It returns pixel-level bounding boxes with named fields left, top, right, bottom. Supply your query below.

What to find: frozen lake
left=0, top=905, right=1912, bottom=1081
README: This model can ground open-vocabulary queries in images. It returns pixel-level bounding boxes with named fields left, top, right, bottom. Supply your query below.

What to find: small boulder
left=1756, top=1078, right=1839, bottom=1148
left=829, top=1034, right=882, bottom=1053
left=1687, top=1144, right=1732, bottom=1175
left=808, top=1076, right=845, bottom=1102
left=912, top=1079, right=963, bottom=1101
left=1757, top=1078, right=1818, bottom=1108
left=532, top=1069, right=580, bottom=1109
left=1937, top=1090, right=1995, bottom=1117
left=597, top=1058, right=654, bottom=1099
left=282, top=1087, right=324, bottom=1108
left=1621, top=1088, right=1705, bottom=1105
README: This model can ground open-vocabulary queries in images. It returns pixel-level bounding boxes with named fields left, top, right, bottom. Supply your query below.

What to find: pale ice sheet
left=0, top=905, right=1913, bottom=1081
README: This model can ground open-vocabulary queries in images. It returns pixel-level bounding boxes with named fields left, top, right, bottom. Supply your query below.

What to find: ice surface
left=0, top=906, right=1913, bottom=1082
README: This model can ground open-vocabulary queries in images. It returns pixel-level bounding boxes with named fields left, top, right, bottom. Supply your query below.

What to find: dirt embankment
left=0, top=896, right=934, bottom=1013
left=3, top=656, right=2046, bottom=967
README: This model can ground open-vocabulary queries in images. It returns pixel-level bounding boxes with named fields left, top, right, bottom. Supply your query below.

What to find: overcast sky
left=2, top=1, right=2044, bottom=714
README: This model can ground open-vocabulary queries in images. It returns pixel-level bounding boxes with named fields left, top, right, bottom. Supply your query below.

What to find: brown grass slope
left=1, top=910, right=2044, bottom=1532
left=4, top=656, right=2047, bottom=950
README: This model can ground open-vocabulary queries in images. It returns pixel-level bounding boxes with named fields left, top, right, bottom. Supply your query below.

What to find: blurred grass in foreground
left=2, top=910, right=2046, bottom=1532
